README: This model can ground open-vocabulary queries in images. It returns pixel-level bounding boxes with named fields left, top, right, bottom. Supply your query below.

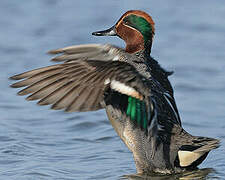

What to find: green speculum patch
left=126, top=96, right=148, bottom=130
left=125, top=14, right=153, bottom=44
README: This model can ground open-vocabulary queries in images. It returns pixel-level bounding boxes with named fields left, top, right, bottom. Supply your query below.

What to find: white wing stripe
left=104, top=79, right=143, bottom=100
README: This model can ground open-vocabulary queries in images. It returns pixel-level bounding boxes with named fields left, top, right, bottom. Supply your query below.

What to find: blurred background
left=1, top=0, right=225, bottom=179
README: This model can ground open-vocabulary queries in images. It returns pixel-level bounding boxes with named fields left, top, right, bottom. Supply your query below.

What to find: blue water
left=1, top=0, right=225, bottom=179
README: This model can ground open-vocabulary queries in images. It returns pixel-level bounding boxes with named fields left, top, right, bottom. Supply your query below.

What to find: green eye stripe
left=126, top=14, right=153, bottom=43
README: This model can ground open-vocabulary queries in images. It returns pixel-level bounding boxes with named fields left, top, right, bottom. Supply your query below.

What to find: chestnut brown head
left=92, top=10, right=155, bottom=54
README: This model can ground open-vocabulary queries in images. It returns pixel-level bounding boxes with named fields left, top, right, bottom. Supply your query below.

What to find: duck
left=10, top=10, right=220, bottom=174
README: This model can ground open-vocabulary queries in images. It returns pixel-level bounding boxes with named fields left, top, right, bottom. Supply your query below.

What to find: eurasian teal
left=10, top=10, right=219, bottom=174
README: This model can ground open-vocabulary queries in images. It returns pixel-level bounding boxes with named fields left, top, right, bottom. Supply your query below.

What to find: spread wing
left=10, top=44, right=180, bottom=134
left=10, top=44, right=128, bottom=111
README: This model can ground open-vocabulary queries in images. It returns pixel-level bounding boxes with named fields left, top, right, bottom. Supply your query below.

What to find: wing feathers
left=51, top=84, right=81, bottom=110
left=10, top=54, right=152, bottom=114
left=51, top=51, right=103, bottom=62
left=18, top=73, right=65, bottom=96
left=65, top=86, right=91, bottom=112
left=10, top=65, right=60, bottom=80
left=48, top=44, right=102, bottom=54
left=48, top=44, right=124, bottom=63
left=26, top=77, right=68, bottom=101
left=37, top=81, right=75, bottom=105
left=11, top=68, right=62, bottom=88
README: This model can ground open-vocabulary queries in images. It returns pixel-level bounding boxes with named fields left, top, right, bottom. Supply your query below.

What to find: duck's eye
left=123, top=18, right=129, bottom=25
left=124, top=21, right=130, bottom=26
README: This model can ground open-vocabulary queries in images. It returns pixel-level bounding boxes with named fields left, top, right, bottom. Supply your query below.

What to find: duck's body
left=10, top=10, right=219, bottom=174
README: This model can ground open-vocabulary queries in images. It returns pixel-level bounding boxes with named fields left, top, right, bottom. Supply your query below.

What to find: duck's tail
left=175, top=135, right=220, bottom=169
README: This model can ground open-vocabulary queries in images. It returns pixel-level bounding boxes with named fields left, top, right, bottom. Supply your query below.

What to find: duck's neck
left=125, top=34, right=152, bottom=55
left=126, top=40, right=152, bottom=55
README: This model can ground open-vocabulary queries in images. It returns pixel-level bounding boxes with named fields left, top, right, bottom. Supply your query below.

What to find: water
left=1, top=0, right=225, bottom=179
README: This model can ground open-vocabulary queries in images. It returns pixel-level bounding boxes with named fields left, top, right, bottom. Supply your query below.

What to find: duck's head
left=92, top=10, right=155, bottom=54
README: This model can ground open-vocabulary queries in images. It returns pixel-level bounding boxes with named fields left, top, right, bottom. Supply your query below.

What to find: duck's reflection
left=122, top=168, right=214, bottom=180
